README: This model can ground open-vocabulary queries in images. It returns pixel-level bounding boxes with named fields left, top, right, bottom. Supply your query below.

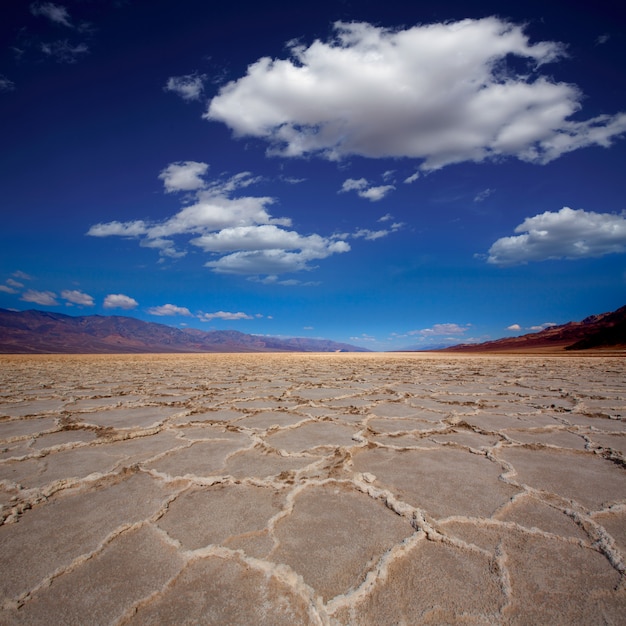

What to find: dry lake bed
left=0, top=352, right=625, bottom=625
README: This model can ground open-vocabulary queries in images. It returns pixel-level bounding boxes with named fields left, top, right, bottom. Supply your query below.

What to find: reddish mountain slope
left=441, top=305, right=626, bottom=353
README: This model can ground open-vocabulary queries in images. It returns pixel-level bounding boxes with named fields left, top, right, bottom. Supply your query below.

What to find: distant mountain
left=439, top=305, right=626, bottom=353
left=0, top=309, right=370, bottom=354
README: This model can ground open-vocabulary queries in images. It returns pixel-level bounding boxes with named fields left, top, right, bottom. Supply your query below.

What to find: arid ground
left=1, top=353, right=625, bottom=624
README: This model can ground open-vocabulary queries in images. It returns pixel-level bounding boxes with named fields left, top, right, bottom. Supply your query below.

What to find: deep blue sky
left=1, top=0, right=625, bottom=349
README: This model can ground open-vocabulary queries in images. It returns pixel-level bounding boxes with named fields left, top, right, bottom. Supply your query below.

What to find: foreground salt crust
left=0, top=353, right=625, bottom=624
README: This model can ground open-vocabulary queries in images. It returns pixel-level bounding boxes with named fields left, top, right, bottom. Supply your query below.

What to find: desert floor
left=0, top=352, right=625, bottom=625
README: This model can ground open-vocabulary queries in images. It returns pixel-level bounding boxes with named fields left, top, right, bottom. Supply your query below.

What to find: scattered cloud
left=529, top=322, right=557, bottom=331
left=103, top=293, right=138, bottom=310
left=596, top=34, right=610, bottom=45
left=280, top=176, right=306, bottom=184
left=159, top=161, right=209, bottom=193
left=21, top=289, right=59, bottom=306
left=250, top=275, right=320, bottom=286
left=88, top=165, right=354, bottom=276
left=352, top=228, right=390, bottom=241
left=487, top=207, right=626, bottom=265
left=61, top=289, right=94, bottom=306
left=474, top=188, right=494, bottom=203
left=164, top=73, right=207, bottom=101
left=0, top=75, right=16, bottom=92
left=206, top=18, right=626, bottom=169
left=30, top=2, right=72, bottom=28
left=507, top=323, right=522, bottom=331
left=41, top=40, right=89, bottom=63
left=147, top=304, right=192, bottom=317
left=0, top=285, right=18, bottom=294
left=13, top=271, right=33, bottom=280
left=198, top=311, right=254, bottom=321
left=339, top=178, right=395, bottom=201
left=409, top=323, right=471, bottom=337
left=6, top=279, right=24, bottom=289
left=404, top=172, right=420, bottom=184
left=352, top=218, right=403, bottom=241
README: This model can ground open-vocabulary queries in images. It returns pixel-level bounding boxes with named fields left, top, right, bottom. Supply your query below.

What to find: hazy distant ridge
left=0, top=309, right=369, bottom=354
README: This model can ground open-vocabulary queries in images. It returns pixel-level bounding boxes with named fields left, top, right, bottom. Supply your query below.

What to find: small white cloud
left=339, top=178, right=394, bottom=201
left=87, top=220, right=148, bottom=238
left=103, top=294, right=138, bottom=310
left=31, top=2, right=72, bottom=27
left=158, top=161, right=209, bottom=193
left=359, top=185, right=395, bottom=202
left=164, top=73, right=207, bottom=101
left=250, top=275, right=317, bottom=286
left=404, top=172, right=420, bottom=184
left=0, top=75, right=16, bottom=92
left=507, top=324, right=522, bottom=331
left=378, top=213, right=393, bottom=223
left=198, top=311, right=254, bottom=321
left=487, top=207, right=626, bottom=265
left=409, top=323, right=470, bottom=336
left=596, top=34, right=610, bottom=45
left=6, top=278, right=24, bottom=288
left=353, top=228, right=389, bottom=241
left=147, top=304, right=192, bottom=317
left=340, top=178, right=368, bottom=192
left=352, top=220, right=403, bottom=241
left=303, top=326, right=314, bottom=330
left=13, top=271, right=33, bottom=281
left=529, top=322, right=557, bottom=331
left=61, top=289, right=94, bottom=306
left=0, top=285, right=18, bottom=294
left=41, top=40, right=88, bottom=63
left=474, top=188, right=494, bottom=203
left=21, top=289, right=59, bottom=306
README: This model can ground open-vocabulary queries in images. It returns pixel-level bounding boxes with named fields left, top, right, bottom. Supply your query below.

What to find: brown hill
left=0, top=309, right=369, bottom=354
left=440, top=305, right=626, bottom=353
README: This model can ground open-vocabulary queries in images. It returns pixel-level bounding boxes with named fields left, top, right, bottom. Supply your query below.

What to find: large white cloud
left=205, top=18, right=626, bottom=169
left=88, top=165, right=356, bottom=276
left=487, top=207, right=626, bottom=265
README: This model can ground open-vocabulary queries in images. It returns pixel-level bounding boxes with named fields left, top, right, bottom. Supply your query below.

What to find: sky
left=1, top=0, right=625, bottom=350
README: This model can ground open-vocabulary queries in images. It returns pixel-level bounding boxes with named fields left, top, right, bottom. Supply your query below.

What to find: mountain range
left=0, top=309, right=369, bottom=354
left=440, top=304, right=626, bottom=353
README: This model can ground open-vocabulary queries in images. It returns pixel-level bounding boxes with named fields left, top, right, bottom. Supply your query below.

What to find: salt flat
left=0, top=352, right=625, bottom=625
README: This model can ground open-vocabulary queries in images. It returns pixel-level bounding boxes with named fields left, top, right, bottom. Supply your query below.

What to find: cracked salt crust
left=0, top=352, right=625, bottom=624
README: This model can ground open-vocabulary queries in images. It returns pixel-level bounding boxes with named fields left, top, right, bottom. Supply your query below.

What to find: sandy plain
left=0, top=352, right=625, bottom=625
